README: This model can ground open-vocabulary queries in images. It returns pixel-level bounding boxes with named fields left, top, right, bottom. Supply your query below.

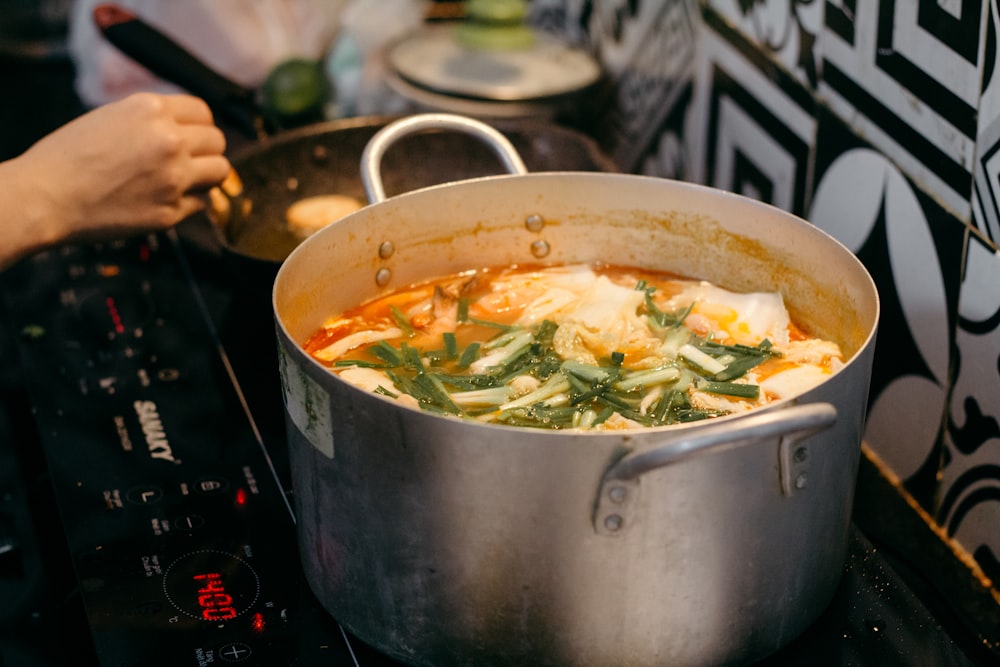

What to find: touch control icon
left=125, top=486, right=163, bottom=505
left=195, top=477, right=229, bottom=494
left=218, top=642, right=252, bottom=663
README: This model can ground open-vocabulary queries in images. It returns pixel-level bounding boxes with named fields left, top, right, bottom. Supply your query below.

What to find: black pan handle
left=93, top=3, right=271, bottom=139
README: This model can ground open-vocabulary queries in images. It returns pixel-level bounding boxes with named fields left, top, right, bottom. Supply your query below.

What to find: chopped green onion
left=423, top=349, right=449, bottom=364
left=495, top=404, right=581, bottom=429
left=412, top=373, right=464, bottom=415
left=449, top=386, right=511, bottom=407
left=592, top=391, right=633, bottom=411
left=371, top=340, right=402, bottom=366
left=432, top=372, right=496, bottom=390
left=652, top=388, right=686, bottom=423
left=443, top=332, right=458, bottom=360
left=644, top=292, right=693, bottom=328
left=401, top=343, right=423, bottom=371
left=390, top=305, right=415, bottom=337
left=483, top=327, right=528, bottom=350
left=693, top=339, right=780, bottom=382
left=563, top=370, right=591, bottom=395
left=535, top=350, right=563, bottom=379
left=699, top=380, right=760, bottom=399
left=675, top=408, right=725, bottom=422
left=574, top=409, right=598, bottom=428
left=679, top=343, right=727, bottom=375
left=333, top=359, right=389, bottom=368
left=698, top=339, right=779, bottom=357
left=457, top=342, right=481, bottom=369
left=468, top=317, right=515, bottom=331
left=615, top=366, right=681, bottom=391
left=471, top=330, right=535, bottom=372
left=535, top=319, right=558, bottom=345
left=385, top=369, right=420, bottom=401
left=560, top=360, right=612, bottom=384
left=713, top=355, right=767, bottom=382
left=501, top=374, right=571, bottom=410
left=591, top=405, right=615, bottom=426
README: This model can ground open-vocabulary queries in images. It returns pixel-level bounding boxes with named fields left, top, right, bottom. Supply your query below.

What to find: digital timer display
left=193, top=572, right=238, bottom=621
left=163, top=550, right=260, bottom=622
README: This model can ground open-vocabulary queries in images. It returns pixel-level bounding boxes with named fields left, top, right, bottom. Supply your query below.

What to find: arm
left=0, top=92, right=230, bottom=271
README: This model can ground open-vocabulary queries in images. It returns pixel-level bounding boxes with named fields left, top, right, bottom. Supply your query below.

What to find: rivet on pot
left=378, top=241, right=395, bottom=259
left=525, top=214, right=544, bottom=232
left=530, top=240, right=550, bottom=258
left=311, top=145, right=329, bottom=163
left=603, top=514, right=624, bottom=532
left=286, top=176, right=300, bottom=192
left=608, top=486, right=627, bottom=504
left=604, top=514, right=625, bottom=533
left=375, top=268, right=392, bottom=286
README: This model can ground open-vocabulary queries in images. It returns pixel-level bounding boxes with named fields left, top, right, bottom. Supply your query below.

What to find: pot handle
left=361, top=113, right=529, bottom=203
left=593, top=402, right=837, bottom=536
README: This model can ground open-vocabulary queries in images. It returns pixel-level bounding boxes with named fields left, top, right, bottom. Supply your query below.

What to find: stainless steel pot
left=273, top=114, right=880, bottom=666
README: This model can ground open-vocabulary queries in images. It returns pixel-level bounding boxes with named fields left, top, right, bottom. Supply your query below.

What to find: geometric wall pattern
left=533, top=0, right=1000, bottom=642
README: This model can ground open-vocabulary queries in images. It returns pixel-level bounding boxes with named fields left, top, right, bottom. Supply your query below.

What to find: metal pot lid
left=386, top=24, right=601, bottom=103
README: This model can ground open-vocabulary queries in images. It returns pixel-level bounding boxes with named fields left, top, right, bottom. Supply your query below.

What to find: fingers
left=129, top=93, right=232, bottom=212
left=187, top=153, right=233, bottom=189
left=183, top=122, right=227, bottom=157
left=175, top=192, right=212, bottom=221
left=164, top=93, right=216, bottom=126
left=164, top=94, right=230, bottom=187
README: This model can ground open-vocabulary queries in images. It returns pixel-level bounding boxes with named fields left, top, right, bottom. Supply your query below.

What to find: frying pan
left=92, top=3, right=617, bottom=270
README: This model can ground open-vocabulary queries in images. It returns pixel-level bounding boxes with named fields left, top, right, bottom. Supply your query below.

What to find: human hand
left=0, top=92, right=230, bottom=268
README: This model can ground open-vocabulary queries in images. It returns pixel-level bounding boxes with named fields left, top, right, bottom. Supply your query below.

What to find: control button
left=218, top=642, right=252, bottom=662
left=194, top=477, right=229, bottom=495
left=126, top=486, right=163, bottom=505
left=172, top=515, right=205, bottom=532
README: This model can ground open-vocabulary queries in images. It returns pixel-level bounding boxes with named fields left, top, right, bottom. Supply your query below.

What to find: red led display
left=105, top=296, right=125, bottom=334
left=193, top=572, right=238, bottom=621
left=250, top=611, right=266, bottom=634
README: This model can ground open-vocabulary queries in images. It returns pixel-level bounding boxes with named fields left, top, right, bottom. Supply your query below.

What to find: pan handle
left=592, top=402, right=838, bottom=535
left=93, top=3, right=269, bottom=140
left=361, top=113, right=529, bottom=203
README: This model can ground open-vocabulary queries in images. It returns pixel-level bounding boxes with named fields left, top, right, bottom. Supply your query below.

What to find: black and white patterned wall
left=532, top=0, right=1000, bottom=636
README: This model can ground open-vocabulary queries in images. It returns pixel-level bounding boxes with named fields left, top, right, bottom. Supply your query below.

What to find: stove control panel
left=2, top=234, right=358, bottom=666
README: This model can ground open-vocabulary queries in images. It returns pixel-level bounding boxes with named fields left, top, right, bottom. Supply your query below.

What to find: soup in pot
left=303, top=263, right=844, bottom=430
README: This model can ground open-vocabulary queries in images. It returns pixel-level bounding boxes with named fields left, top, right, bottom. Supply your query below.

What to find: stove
left=0, top=218, right=988, bottom=666
left=0, top=227, right=372, bottom=666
